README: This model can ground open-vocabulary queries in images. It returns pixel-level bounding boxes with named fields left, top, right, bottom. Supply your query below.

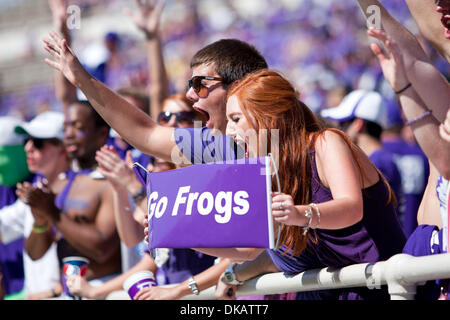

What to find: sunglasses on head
left=25, top=137, right=61, bottom=150
left=157, top=111, right=197, bottom=124
left=187, top=76, right=222, bottom=98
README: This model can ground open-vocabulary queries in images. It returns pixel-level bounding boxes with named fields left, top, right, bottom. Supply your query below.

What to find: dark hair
left=72, top=100, right=110, bottom=130
left=339, top=118, right=382, bottom=140
left=190, top=39, right=268, bottom=88
left=117, top=87, right=150, bottom=114
left=363, top=120, right=383, bottom=140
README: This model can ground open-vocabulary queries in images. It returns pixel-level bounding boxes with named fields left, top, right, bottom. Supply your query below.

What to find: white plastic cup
left=123, top=270, right=156, bottom=300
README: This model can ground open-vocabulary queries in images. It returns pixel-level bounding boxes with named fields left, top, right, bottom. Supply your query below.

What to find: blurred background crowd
left=1, top=0, right=448, bottom=121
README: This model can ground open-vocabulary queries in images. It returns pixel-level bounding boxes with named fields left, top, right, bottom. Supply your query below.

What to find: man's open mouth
left=193, top=106, right=211, bottom=127
left=441, top=14, right=450, bottom=38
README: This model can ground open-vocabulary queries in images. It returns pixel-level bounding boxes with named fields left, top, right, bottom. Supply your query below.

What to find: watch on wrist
left=224, top=263, right=244, bottom=285
left=188, top=277, right=199, bottom=295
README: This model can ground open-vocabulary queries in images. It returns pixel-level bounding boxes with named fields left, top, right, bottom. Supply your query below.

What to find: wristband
left=405, top=109, right=433, bottom=126
left=188, top=277, right=199, bottom=295
left=395, top=83, right=411, bottom=95
left=303, top=206, right=313, bottom=235
left=32, top=223, right=49, bottom=234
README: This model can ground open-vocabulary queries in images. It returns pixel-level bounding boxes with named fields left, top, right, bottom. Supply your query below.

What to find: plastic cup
left=62, top=256, right=89, bottom=299
left=123, top=270, right=156, bottom=300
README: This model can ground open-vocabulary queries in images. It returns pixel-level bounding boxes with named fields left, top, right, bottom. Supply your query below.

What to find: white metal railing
left=106, top=253, right=450, bottom=300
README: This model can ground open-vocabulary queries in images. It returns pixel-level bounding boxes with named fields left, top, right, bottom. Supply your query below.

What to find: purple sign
left=139, top=157, right=274, bottom=249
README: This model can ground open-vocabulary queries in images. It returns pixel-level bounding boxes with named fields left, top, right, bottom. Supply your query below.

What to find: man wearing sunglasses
left=0, top=111, right=67, bottom=299
left=43, top=34, right=267, bottom=165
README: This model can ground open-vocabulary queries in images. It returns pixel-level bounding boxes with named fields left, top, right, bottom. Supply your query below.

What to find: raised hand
left=48, top=0, right=68, bottom=31
left=95, top=145, right=136, bottom=189
left=42, top=31, right=84, bottom=86
left=368, top=28, right=410, bottom=92
left=18, top=178, right=60, bottom=223
left=124, top=0, right=165, bottom=39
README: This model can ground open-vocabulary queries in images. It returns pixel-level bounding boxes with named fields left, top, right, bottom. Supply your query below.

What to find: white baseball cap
left=0, top=116, right=26, bottom=146
left=320, top=90, right=388, bottom=128
left=15, top=111, right=65, bottom=140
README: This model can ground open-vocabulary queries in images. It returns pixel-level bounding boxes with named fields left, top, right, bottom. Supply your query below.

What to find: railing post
left=384, top=254, right=417, bottom=300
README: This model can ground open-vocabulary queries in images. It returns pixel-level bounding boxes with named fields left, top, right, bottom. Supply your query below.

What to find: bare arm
left=189, top=248, right=264, bottom=261
left=405, top=0, right=450, bottom=63
left=96, top=146, right=146, bottom=246
left=24, top=222, right=54, bottom=260
left=135, top=257, right=232, bottom=300
left=15, top=183, right=54, bottom=260
left=125, top=0, right=169, bottom=118
left=417, top=162, right=442, bottom=227
left=356, top=0, right=450, bottom=123
left=43, top=32, right=177, bottom=162
left=110, top=186, right=145, bottom=247
left=48, top=0, right=77, bottom=110
left=369, top=28, right=450, bottom=178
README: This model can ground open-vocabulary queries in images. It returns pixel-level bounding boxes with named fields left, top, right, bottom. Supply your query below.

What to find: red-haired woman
left=215, top=69, right=407, bottom=300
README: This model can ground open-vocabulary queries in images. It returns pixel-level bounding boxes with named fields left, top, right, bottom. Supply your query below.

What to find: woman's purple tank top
left=266, top=150, right=407, bottom=300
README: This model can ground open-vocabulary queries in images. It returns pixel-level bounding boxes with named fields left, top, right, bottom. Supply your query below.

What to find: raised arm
left=48, top=0, right=77, bottom=110
left=42, top=31, right=177, bottom=162
left=356, top=0, right=450, bottom=123
left=16, top=182, right=54, bottom=260
left=369, top=28, right=450, bottom=179
left=405, top=0, right=450, bottom=63
left=125, top=0, right=169, bottom=118
left=95, top=146, right=146, bottom=247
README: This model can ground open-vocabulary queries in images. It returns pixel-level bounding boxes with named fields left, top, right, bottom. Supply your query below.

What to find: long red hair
left=227, top=69, right=393, bottom=256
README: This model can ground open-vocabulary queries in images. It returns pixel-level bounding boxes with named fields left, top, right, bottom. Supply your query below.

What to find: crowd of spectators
left=0, top=0, right=449, bottom=302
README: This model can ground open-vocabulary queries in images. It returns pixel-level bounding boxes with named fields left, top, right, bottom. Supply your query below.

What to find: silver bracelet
left=303, top=205, right=313, bottom=235
left=309, top=203, right=320, bottom=229
left=188, top=276, right=199, bottom=295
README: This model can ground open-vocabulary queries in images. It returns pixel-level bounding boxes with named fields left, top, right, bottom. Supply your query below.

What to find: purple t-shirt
left=0, top=183, right=28, bottom=295
left=369, top=148, right=402, bottom=209
left=174, top=127, right=244, bottom=164
left=382, top=139, right=429, bottom=237
left=161, top=249, right=216, bottom=284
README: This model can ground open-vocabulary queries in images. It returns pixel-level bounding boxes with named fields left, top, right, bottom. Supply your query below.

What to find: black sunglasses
left=25, top=137, right=61, bottom=150
left=157, top=111, right=197, bottom=124
left=187, top=76, right=222, bottom=98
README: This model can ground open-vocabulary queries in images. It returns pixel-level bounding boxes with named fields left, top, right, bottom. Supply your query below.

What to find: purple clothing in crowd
left=266, top=150, right=406, bottom=300
left=0, top=184, right=26, bottom=295
left=402, top=225, right=444, bottom=300
left=383, top=139, right=429, bottom=237
left=369, top=148, right=403, bottom=212
left=160, top=249, right=215, bottom=284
